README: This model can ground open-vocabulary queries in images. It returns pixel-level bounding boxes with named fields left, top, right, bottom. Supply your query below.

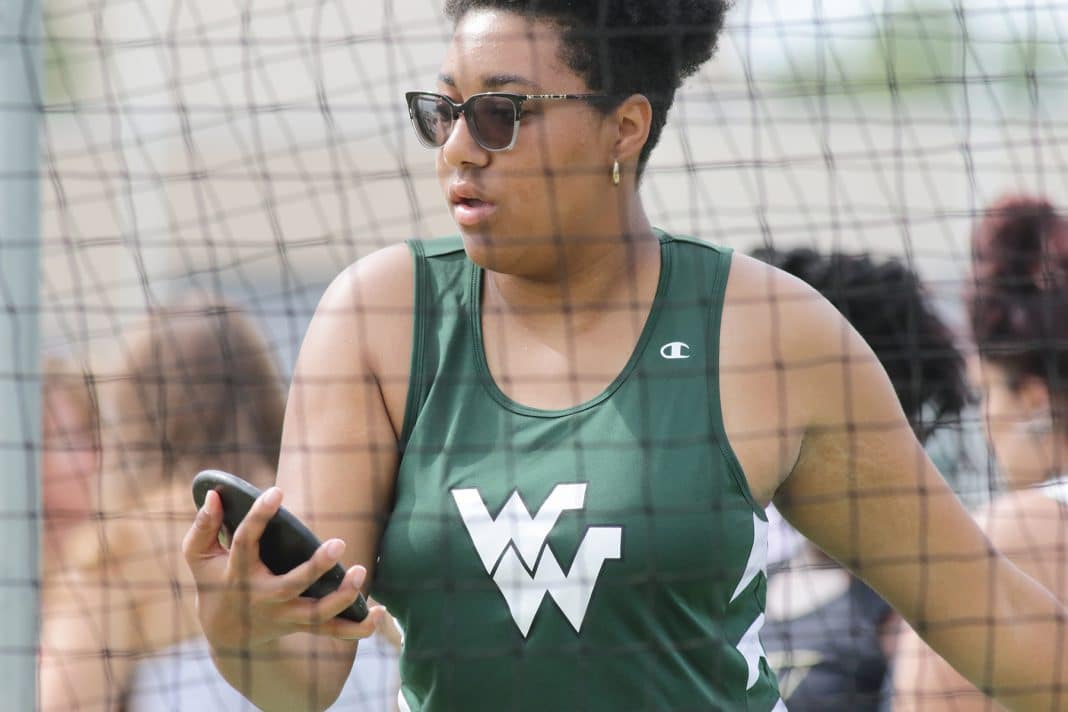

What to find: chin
left=460, top=238, right=513, bottom=275
left=458, top=228, right=494, bottom=265
left=458, top=229, right=532, bottom=276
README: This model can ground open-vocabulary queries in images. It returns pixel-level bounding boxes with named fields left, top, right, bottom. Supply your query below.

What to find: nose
left=441, top=113, right=490, bottom=169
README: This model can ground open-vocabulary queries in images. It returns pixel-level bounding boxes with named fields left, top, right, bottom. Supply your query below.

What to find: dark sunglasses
left=404, top=91, right=609, bottom=152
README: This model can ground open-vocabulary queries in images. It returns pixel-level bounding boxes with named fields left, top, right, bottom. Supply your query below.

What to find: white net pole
left=0, top=0, right=41, bottom=708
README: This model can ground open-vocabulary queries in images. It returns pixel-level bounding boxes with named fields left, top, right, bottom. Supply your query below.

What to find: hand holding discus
left=182, top=470, right=387, bottom=649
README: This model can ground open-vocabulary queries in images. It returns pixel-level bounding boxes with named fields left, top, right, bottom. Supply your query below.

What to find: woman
left=892, top=196, right=1068, bottom=710
left=753, top=247, right=968, bottom=711
left=183, top=4, right=1068, bottom=711
left=39, top=302, right=287, bottom=710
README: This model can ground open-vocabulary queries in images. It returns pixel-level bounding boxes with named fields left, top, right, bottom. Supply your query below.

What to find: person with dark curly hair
left=892, top=196, right=1068, bottom=710
left=182, top=4, right=1068, bottom=711
left=752, top=248, right=968, bottom=711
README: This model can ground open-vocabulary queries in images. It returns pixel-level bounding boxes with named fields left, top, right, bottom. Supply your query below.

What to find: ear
left=610, top=94, right=653, bottom=166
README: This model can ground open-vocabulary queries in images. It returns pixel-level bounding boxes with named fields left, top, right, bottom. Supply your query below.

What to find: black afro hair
left=443, top=0, right=732, bottom=174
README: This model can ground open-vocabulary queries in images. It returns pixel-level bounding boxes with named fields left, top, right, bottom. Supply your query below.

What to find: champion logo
left=660, top=341, right=692, bottom=360
left=451, top=483, right=622, bottom=637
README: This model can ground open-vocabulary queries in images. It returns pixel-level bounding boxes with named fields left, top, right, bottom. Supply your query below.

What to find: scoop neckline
left=469, top=231, right=672, bottom=418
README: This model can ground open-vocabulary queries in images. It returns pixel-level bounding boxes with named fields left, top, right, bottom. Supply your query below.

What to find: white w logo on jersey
left=451, top=483, right=622, bottom=637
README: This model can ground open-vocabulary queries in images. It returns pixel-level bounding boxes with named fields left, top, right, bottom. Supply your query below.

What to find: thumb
left=182, top=489, right=227, bottom=565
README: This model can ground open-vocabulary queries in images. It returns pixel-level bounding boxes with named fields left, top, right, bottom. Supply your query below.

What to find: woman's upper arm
left=723, top=258, right=993, bottom=627
left=772, top=292, right=1068, bottom=706
left=772, top=289, right=997, bottom=636
left=274, top=243, right=414, bottom=585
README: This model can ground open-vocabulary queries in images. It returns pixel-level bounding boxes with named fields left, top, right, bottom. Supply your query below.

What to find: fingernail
left=262, top=487, right=281, bottom=506
left=325, top=539, right=344, bottom=559
left=349, top=566, right=366, bottom=588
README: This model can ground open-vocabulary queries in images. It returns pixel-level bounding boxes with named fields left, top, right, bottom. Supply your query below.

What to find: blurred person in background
left=39, top=300, right=287, bottom=710
left=752, top=247, right=969, bottom=711
left=39, top=301, right=402, bottom=711
left=892, top=196, right=1068, bottom=710
left=40, top=356, right=101, bottom=577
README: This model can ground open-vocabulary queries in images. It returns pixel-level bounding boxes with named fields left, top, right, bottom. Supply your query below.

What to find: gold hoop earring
left=611, top=159, right=621, bottom=186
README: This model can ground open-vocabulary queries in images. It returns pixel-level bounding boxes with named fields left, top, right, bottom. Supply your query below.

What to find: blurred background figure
left=752, top=247, right=969, bottom=711
left=892, top=196, right=1068, bottom=711
left=40, top=357, right=101, bottom=575
left=38, top=298, right=401, bottom=711
left=39, top=300, right=287, bottom=710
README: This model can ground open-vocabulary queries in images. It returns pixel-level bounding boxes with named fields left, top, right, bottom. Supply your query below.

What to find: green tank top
left=375, top=231, right=784, bottom=711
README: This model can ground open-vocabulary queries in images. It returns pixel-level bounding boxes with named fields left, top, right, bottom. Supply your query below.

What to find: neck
left=485, top=225, right=660, bottom=329
left=485, top=193, right=657, bottom=306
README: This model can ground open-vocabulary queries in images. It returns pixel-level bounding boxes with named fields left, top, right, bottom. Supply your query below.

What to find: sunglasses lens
left=470, top=95, right=517, bottom=150
left=410, top=94, right=452, bottom=147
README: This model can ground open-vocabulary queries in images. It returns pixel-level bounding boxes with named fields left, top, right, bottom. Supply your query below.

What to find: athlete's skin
left=183, top=10, right=1068, bottom=711
left=892, top=358, right=1068, bottom=711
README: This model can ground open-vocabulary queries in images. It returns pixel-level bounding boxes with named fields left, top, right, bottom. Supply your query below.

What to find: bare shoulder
left=48, top=487, right=200, bottom=617
left=42, top=506, right=196, bottom=655
left=39, top=507, right=200, bottom=710
left=342, top=241, right=415, bottom=300
left=722, top=250, right=810, bottom=300
left=308, top=243, right=414, bottom=369
left=720, top=251, right=808, bottom=320
left=277, top=243, right=414, bottom=551
left=297, top=242, right=415, bottom=434
left=974, top=490, right=1063, bottom=545
left=979, top=488, right=1063, bottom=518
left=724, top=252, right=868, bottom=365
left=718, top=252, right=870, bottom=503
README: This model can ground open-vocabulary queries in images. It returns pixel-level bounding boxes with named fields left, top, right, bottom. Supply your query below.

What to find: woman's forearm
left=921, top=555, right=1068, bottom=711
left=210, top=633, right=357, bottom=712
left=991, top=567, right=1068, bottom=710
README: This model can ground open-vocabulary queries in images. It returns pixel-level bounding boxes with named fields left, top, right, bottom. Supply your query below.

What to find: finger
left=227, top=486, right=282, bottom=574
left=311, top=564, right=368, bottom=618
left=280, top=602, right=387, bottom=641
left=182, top=489, right=226, bottom=565
left=272, top=565, right=366, bottom=626
left=268, top=538, right=347, bottom=602
left=325, top=604, right=390, bottom=641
